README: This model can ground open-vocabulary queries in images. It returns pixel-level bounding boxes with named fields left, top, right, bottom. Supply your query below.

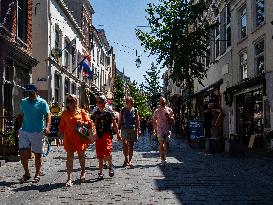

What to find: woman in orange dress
left=58, top=94, right=93, bottom=187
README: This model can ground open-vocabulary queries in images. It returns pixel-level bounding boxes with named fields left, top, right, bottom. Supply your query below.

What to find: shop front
left=225, top=74, right=269, bottom=149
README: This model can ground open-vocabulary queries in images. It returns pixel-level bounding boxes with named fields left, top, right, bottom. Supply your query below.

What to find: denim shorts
left=18, top=129, right=44, bottom=154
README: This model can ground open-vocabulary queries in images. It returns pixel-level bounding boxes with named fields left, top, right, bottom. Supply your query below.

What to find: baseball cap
left=25, top=84, right=38, bottom=92
left=96, top=95, right=107, bottom=103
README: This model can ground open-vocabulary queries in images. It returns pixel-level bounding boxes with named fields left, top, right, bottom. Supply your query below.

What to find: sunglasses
left=96, top=100, right=104, bottom=104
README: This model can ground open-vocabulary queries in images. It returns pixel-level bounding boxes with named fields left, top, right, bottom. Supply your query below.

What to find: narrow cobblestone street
left=1, top=135, right=273, bottom=205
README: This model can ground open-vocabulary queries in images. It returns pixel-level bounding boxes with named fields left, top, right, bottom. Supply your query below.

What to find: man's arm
left=152, top=112, right=157, bottom=135
left=44, top=113, right=51, bottom=135
left=17, top=113, right=23, bottom=130
left=112, top=117, right=121, bottom=141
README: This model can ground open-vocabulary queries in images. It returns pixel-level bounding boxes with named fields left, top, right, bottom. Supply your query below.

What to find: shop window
left=255, top=40, right=264, bottom=75
left=17, top=0, right=28, bottom=42
left=256, top=0, right=264, bottom=27
left=240, top=5, right=247, bottom=39
left=239, top=52, right=247, bottom=80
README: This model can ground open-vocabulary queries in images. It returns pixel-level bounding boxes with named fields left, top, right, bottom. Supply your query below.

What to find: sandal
left=19, top=174, right=31, bottom=184
left=32, top=176, right=40, bottom=183
left=80, top=172, right=86, bottom=183
left=97, top=173, right=104, bottom=180
left=128, top=162, right=134, bottom=169
left=65, top=179, right=73, bottom=187
left=122, top=161, right=128, bottom=167
left=109, top=169, right=114, bottom=177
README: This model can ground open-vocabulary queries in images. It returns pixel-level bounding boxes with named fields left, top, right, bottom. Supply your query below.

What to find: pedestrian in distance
left=119, top=97, right=141, bottom=168
left=58, top=94, right=94, bottom=187
left=91, top=95, right=121, bottom=180
left=17, top=84, right=51, bottom=184
left=152, top=96, right=174, bottom=167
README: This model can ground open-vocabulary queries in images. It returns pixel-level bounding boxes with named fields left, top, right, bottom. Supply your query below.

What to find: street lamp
left=135, top=57, right=141, bottom=68
left=135, top=49, right=141, bottom=68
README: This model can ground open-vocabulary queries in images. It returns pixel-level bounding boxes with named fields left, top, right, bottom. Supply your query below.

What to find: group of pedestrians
left=16, top=84, right=174, bottom=187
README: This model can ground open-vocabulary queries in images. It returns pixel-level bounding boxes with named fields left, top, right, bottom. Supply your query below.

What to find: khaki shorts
left=157, top=133, right=171, bottom=142
left=121, top=128, right=138, bottom=142
left=18, top=129, right=44, bottom=154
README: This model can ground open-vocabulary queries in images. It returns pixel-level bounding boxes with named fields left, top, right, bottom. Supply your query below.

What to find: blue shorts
left=18, top=129, right=44, bottom=154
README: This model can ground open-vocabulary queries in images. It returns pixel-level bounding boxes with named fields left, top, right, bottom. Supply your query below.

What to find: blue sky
left=91, top=0, right=162, bottom=85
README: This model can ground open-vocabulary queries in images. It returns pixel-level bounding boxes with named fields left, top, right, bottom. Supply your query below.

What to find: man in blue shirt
left=17, top=84, right=51, bottom=184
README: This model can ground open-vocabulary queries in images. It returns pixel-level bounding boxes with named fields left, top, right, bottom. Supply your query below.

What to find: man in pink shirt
left=153, top=97, right=174, bottom=166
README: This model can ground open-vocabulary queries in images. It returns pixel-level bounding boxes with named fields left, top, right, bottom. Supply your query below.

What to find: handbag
left=76, top=123, right=89, bottom=139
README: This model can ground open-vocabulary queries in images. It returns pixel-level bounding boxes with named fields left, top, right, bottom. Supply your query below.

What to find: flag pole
left=61, top=37, right=76, bottom=53
left=71, top=54, right=89, bottom=73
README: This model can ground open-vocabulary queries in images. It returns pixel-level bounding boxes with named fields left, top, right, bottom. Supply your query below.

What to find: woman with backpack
left=119, top=97, right=141, bottom=168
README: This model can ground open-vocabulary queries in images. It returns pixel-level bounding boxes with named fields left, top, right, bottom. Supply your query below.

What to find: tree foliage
left=144, top=62, right=161, bottom=110
left=112, top=75, right=125, bottom=111
left=128, top=81, right=151, bottom=118
left=136, top=0, right=213, bottom=88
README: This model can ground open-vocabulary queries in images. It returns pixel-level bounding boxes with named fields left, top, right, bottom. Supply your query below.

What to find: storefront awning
left=193, top=79, right=223, bottom=98
left=224, top=74, right=265, bottom=106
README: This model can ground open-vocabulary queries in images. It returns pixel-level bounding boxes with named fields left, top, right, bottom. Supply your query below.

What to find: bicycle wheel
left=42, top=137, right=50, bottom=157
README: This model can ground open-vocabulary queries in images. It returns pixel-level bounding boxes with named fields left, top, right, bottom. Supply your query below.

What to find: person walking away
left=140, top=117, right=147, bottom=136
left=91, top=95, right=121, bottom=180
left=153, top=97, right=174, bottom=167
left=17, top=84, right=51, bottom=184
left=119, top=97, right=141, bottom=168
left=58, top=94, right=94, bottom=187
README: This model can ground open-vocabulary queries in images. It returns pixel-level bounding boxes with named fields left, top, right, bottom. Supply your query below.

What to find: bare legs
left=122, top=139, right=135, bottom=167
left=66, top=150, right=86, bottom=186
left=159, top=141, right=167, bottom=162
left=20, top=149, right=31, bottom=177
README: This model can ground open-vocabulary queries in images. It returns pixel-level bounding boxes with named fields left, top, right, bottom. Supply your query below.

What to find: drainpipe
left=47, top=0, right=52, bottom=102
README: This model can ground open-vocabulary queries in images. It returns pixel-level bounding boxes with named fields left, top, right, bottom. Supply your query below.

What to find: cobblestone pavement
left=1, top=135, right=273, bottom=205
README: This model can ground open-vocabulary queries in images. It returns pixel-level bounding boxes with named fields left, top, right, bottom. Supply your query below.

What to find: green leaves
left=113, top=75, right=125, bottom=111
left=144, top=63, right=161, bottom=111
left=136, top=0, right=212, bottom=89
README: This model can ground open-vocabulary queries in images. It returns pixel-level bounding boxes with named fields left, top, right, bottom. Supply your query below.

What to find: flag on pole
left=64, top=38, right=76, bottom=54
left=80, top=54, right=93, bottom=79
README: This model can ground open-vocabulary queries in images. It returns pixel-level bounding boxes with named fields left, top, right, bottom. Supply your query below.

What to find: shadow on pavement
left=0, top=181, right=18, bottom=187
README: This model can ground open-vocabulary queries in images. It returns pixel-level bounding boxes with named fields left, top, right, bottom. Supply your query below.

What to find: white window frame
left=239, top=51, right=248, bottom=81
left=225, top=3, right=231, bottom=49
left=240, top=5, right=247, bottom=39
left=255, top=0, right=265, bottom=27
left=214, top=16, right=220, bottom=58
left=254, top=40, right=265, bottom=75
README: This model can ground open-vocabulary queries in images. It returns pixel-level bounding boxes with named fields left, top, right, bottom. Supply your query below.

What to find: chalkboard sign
left=49, top=116, right=61, bottom=138
left=188, top=119, right=204, bottom=140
